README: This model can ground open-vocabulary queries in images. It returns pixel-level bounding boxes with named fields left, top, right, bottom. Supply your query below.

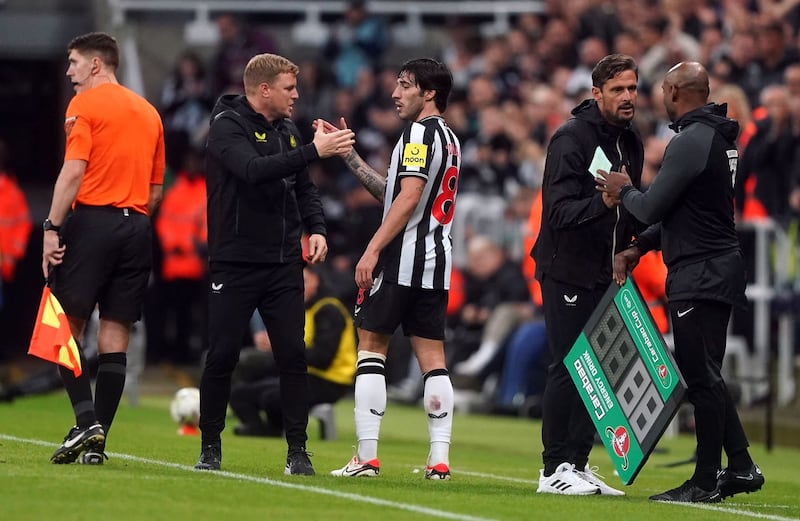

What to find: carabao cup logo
left=606, top=426, right=630, bottom=470
left=658, top=364, right=671, bottom=387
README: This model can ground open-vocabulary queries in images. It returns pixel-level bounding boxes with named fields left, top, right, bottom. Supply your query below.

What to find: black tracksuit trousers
left=669, top=299, right=750, bottom=484
left=199, top=262, right=310, bottom=450
left=539, top=275, right=608, bottom=475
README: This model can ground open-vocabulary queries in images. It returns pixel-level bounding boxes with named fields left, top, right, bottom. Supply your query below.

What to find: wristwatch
left=43, top=218, right=61, bottom=232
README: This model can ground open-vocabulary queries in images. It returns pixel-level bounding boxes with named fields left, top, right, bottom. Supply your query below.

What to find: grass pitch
left=1, top=391, right=798, bottom=521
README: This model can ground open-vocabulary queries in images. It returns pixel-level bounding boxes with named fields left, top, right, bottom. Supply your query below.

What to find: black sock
left=58, top=341, right=96, bottom=428
left=94, top=352, right=127, bottom=434
left=727, top=448, right=754, bottom=472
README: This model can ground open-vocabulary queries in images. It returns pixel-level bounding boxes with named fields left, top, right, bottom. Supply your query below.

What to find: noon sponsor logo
left=402, top=143, right=428, bottom=167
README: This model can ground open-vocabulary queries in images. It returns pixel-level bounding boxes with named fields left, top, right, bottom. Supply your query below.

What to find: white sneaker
left=576, top=465, right=625, bottom=496
left=330, top=455, right=380, bottom=477
left=537, top=462, right=600, bottom=495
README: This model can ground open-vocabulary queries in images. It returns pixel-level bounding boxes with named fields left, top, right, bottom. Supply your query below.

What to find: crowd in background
left=2, top=0, right=800, bottom=414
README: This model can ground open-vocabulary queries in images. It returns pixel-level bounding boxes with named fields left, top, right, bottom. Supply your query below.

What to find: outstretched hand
left=312, top=118, right=354, bottom=159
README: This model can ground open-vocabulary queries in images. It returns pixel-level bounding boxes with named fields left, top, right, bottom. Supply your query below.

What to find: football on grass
left=170, top=387, right=200, bottom=427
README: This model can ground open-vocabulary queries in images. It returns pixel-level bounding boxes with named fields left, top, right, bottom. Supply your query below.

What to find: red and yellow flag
left=28, top=286, right=82, bottom=377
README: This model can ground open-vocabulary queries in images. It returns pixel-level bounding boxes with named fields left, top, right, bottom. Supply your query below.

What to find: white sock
left=423, top=370, right=454, bottom=466
left=354, top=351, right=386, bottom=461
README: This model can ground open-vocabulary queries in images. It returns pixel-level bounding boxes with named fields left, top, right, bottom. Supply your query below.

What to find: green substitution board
left=565, top=278, right=686, bottom=485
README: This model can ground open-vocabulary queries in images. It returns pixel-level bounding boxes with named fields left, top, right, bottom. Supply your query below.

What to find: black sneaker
left=649, top=480, right=721, bottom=503
left=285, top=447, right=315, bottom=476
left=717, top=464, right=765, bottom=498
left=195, top=444, right=221, bottom=470
left=51, top=423, right=106, bottom=464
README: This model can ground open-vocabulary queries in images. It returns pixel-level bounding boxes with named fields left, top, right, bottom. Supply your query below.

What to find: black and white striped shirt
left=379, top=115, right=461, bottom=290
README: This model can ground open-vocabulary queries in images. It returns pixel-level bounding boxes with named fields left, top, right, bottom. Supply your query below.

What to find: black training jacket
left=205, top=94, right=325, bottom=264
left=622, top=103, right=746, bottom=306
left=532, top=99, right=644, bottom=289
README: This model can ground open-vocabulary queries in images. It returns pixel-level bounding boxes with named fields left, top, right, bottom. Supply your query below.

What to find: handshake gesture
left=595, top=165, right=633, bottom=209
left=312, top=117, right=355, bottom=158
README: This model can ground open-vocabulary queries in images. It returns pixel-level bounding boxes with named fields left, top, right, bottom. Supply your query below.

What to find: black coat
left=622, top=103, right=746, bottom=307
left=206, top=94, right=325, bottom=264
left=532, top=99, right=644, bottom=289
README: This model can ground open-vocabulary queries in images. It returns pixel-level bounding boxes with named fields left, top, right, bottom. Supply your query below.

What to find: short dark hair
left=399, top=58, right=453, bottom=112
left=68, top=32, right=119, bottom=70
left=592, top=54, right=638, bottom=89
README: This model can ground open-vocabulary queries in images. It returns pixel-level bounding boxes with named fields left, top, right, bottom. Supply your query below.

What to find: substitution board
left=565, top=278, right=686, bottom=485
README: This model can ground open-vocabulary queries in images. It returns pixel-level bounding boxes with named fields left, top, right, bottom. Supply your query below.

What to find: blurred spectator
left=710, top=30, right=763, bottom=107
left=711, top=83, right=756, bottom=150
left=0, top=139, right=31, bottom=309
left=784, top=64, right=800, bottom=212
left=535, top=17, right=578, bottom=77
left=463, top=74, right=499, bottom=140
left=291, top=59, right=337, bottom=144
left=151, top=147, right=208, bottom=364
left=613, top=28, right=645, bottom=63
left=459, top=133, right=523, bottom=197
left=632, top=251, right=670, bottom=334
left=230, top=266, right=356, bottom=437
left=641, top=136, right=670, bottom=188
left=738, top=84, right=795, bottom=222
left=481, top=35, right=523, bottom=101
left=160, top=50, right=213, bottom=168
left=491, top=320, right=548, bottom=417
left=441, top=17, right=484, bottom=90
left=575, top=0, right=623, bottom=52
left=754, top=19, right=800, bottom=94
left=638, top=15, right=700, bottom=89
left=322, top=0, right=389, bottom=88
left=210, top=13, right=279, bottom=97
left=448, top=235, right=530, bottom=374
left=566, top=37, right=609, bottom=99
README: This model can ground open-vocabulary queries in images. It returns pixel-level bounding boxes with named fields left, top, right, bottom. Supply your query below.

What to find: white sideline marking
left=0, top=434, right=495, bottom=521
left=675, top=502, right=800, bottom=521
left=5, top=434, right=797, bottom=521
left=411, top=465, right=799, bottom=521
left=427, top=467, right=538, bottom=485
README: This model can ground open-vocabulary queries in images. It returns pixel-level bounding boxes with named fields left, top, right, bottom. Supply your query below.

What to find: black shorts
left=354, top=277, right=447, bottom=340
left=52, top=205, right=152, bottom=323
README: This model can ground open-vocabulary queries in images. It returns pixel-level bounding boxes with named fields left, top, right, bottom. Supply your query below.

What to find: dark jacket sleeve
left=543, top=133, right=612, bottom=229
left=207, top=114, right=319, bottom=185
left=621, top=131, right=708, bottom=224
left=305, top=304, right=346, bottom=370
left=635, top=223, right=661, bottom=253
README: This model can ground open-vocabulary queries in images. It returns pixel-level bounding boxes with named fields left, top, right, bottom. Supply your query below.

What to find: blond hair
left=710, top=83, right=751, bottom=128
left=243, top=53, right=299, bottom=94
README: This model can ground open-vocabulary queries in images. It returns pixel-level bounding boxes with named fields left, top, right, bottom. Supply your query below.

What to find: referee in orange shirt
left=42, top=32, right=165, bottom=465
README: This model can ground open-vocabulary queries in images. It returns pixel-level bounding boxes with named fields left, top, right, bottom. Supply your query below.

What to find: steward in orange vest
left=155, top=168, right=207, bottom=281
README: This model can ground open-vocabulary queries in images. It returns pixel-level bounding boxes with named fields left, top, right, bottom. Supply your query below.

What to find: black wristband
left=619, top=184, right=635, bottom=199
left=43, top=218, right=61, bottom=232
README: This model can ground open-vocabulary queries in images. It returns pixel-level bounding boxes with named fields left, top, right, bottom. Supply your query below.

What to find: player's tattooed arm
left=344, top=150, right=386, bottom=203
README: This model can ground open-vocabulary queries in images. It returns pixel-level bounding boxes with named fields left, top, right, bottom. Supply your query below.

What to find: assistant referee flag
left=28, top=286, right=82, bottom=377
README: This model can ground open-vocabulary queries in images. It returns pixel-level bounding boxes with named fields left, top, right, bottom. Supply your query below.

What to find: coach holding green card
left=597, top=61, right=764, bottom=503
left=532, top=54, right=644, bottom=497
